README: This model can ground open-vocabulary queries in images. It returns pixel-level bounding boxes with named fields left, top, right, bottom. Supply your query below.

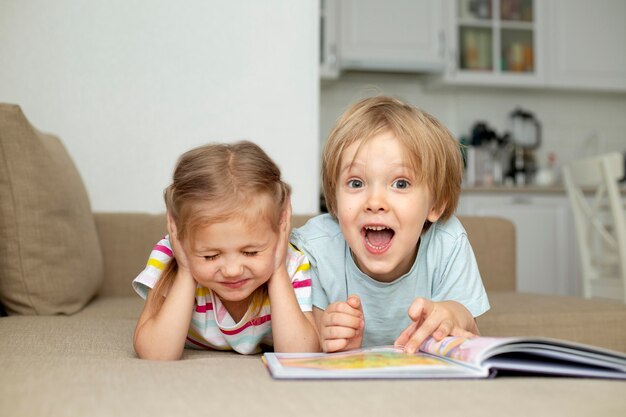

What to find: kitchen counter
left=463, top=185, right=568, bottom=194
left=463, top=184, right=626, bottom=195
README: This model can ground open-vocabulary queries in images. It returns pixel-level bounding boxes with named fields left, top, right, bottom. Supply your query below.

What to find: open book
left=263, top=336, right=626, bottom=379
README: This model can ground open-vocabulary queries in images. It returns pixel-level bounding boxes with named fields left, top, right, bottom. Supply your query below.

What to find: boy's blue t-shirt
left=290, top=214, right=490, bottom=347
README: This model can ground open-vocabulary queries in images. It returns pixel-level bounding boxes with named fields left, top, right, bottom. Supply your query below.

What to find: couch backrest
left=458, top=216, right=516, bottom=291
left=98, top=213, right=516, bottom=297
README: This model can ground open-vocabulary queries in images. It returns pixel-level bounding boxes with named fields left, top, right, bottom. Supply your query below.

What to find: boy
left=291, top=96, right=490, bottom=354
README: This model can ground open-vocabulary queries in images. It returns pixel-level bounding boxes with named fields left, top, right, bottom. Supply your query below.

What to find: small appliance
left=507, top=107, right=541, bottom=185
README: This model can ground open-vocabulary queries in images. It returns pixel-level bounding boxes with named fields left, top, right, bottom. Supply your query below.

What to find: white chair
left=562, top=152, right=626, bottom=302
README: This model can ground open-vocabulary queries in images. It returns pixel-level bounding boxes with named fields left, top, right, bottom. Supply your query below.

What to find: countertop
left=463, top=184, right=626, bottom=195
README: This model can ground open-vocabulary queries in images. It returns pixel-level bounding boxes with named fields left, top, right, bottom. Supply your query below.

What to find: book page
left=277, top=347, right=449, bottom=371
left=264, top=346, right=485, bottom=379
left=419, top=336, right=512, bottom=366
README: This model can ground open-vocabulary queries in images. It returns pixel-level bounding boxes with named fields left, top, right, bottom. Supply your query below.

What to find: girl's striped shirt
left=132, top=236, right=312, bottom=354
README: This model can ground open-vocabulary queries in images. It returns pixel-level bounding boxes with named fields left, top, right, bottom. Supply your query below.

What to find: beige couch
left=2, top=104, right=626, bottom=416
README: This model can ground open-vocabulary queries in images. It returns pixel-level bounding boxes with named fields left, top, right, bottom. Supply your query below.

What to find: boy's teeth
left=366, top=226, right=388, bottom=231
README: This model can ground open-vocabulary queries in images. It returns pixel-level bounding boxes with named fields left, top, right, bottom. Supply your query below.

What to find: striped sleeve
left=286, top=243, right=312, bottom=312
left=131, top=236, right=174, bottom=299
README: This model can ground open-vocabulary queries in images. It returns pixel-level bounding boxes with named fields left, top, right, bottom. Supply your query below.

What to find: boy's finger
left=322, top=325, right=361, bottom=340
left=394, top=321, right=418, bottom=347
left=433, top=320, right=453, bottom=341
left=322, top=338, right=349, bottom=353
left=404, top=316, right=440, bottom=354
left=407, top=298, right=431, bottom=321
left=346, top=294, right=362, bottom=311
left=328, top=301, right=363, bottom=318
left=324, top=311, right=363, bottom=330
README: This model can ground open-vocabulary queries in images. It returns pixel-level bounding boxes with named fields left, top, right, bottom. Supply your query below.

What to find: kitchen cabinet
left=320, top=0, right=340, bottom=79
left=443, top=0, right=545, bottom=87
left=457, top=192, right=580, bottom=296
left=545, top=0, right=626, bottom=91
left=321, top=0, right=626, bottom=91
left=320, top=0, right=445, bottom=77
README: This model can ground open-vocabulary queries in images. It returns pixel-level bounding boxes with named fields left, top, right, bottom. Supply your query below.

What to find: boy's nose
left=365, top=186, right=388, bottom=212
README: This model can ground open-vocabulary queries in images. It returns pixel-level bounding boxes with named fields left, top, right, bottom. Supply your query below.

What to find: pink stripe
left=154, top=244, right=173, bottom=257
left=186, top=336, right=214, bottom=350
left=195, top=303, right=214, bottom=313
left=292, top=278, right=311, bottom=289
left=220, top=314, right=271, bottom=336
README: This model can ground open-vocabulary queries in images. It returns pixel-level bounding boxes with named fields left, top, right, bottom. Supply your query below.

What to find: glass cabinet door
left=454, top=0, right=538, bottom=81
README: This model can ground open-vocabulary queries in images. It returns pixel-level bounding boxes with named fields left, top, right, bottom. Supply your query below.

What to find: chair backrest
left=562, top=152, right=626, bottom=302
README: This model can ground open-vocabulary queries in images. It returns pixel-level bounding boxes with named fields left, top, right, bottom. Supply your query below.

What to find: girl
left=132, top=141, right=319, bottom=360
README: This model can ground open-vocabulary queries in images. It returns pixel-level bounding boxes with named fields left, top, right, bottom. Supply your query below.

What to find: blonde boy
left=291, top=96, right=490, bottom=353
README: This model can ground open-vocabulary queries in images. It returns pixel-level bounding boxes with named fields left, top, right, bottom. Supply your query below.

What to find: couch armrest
left=458, top=216, right=516, bottom=292
left=94, top=212, right=166, bottom=297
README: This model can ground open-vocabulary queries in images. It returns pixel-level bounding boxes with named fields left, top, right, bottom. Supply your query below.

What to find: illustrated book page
left=263, top=336, right=626, bottom=380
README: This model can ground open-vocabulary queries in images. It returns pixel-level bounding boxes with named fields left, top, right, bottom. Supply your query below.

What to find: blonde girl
left=133, top=141, right=319, bottom=360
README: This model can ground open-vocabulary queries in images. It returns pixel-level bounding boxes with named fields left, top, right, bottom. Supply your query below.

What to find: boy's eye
left=392, top=179, right=410, bottom=189
left=347, top=179, right=363, bottom=188
left=243, top=251, right=258, bottom=257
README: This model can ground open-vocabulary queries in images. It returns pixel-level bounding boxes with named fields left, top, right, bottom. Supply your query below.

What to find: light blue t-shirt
left=290, top=214, right=490, bottom=347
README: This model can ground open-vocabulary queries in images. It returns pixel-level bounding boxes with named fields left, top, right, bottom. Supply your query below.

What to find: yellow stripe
left=295, top=263, right=310, bottom=273
left=147, top=258, right=165, bottom=270
left=195, top=287, right=208, bottom=297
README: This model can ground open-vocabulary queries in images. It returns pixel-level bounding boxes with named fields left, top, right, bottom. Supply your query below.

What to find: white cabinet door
left=457, top=194, right=580, bottom=296
left=546, top=0, right=626, bottom=91
left=338, top=0, right=445, bottom=72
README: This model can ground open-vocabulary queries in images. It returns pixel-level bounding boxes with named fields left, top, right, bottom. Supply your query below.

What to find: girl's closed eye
left=243, top=251, right=259, bottom=257
left=203, top=254, right=219, bottom=261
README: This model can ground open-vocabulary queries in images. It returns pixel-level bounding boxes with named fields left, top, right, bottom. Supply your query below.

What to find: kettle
left=510, top=107, right=541, bottom=149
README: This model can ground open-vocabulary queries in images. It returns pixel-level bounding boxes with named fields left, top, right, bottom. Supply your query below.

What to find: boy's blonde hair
left=322, top=96, right=462, bottom=225
left=150, top=140, right=290, bottom=313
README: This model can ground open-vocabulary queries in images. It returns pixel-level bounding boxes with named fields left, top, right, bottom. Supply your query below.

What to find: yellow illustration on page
left=279, top=351, right=450, bottom=370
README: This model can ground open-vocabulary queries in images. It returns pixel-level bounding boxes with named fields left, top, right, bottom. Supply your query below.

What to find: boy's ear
left=427, top=203, right=446, bottom=223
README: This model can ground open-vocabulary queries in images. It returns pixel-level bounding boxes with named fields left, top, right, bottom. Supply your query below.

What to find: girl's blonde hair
left=150, top=141, right=291, bottom=313
left=322, top=96, right=463, bottom=229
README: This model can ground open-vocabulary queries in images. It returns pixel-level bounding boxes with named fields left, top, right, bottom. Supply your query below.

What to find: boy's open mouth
left=362, top=225, right=395, bottom=253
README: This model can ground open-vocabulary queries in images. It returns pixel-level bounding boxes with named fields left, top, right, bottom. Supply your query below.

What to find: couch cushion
left=0, top=104, right=103, bottom=315
left=0, top=297, right=624, bottom=417
left=478, top=291, right=626, bottom=352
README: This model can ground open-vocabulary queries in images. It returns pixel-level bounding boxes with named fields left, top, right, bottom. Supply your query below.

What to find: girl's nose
left=221, top=259, right=244, bottom=277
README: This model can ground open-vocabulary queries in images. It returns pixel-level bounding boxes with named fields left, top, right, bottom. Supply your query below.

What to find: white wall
left=321, top=72, right=626, bottom=175
left=0, top=0, right=320, bottom=214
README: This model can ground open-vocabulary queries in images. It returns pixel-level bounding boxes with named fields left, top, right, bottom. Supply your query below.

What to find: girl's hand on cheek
left=167, top=212, right=191, bottom=273
left=273, top=200, right=292, bottom=272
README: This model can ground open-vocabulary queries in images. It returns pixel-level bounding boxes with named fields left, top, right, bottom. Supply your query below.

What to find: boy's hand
left=394, top=298, right=478, bottom=354
left=319, top=295, right=364, bottom=352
